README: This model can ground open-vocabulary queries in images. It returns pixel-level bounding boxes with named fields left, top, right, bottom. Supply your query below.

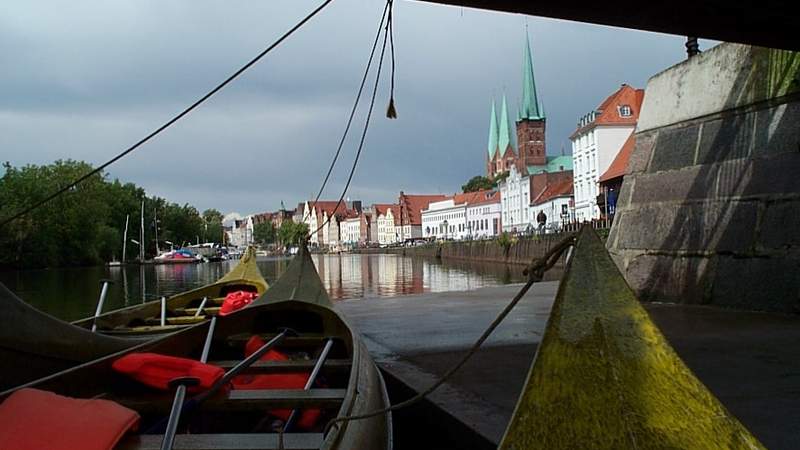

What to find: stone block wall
left=607, top=43, right=800, bottom=313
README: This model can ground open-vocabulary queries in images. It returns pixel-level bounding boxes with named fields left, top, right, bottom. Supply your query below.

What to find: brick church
left=487, top=35, right=569, bottom=178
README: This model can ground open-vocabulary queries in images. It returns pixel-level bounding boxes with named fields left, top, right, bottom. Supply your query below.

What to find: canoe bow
left=499, top=227, right=764, bottom=449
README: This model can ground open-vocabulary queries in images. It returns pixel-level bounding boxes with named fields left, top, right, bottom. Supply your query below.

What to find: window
left=619, top=105, right=632, bottom=117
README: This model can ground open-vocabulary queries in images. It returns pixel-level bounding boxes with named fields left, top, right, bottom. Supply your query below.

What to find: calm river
left=0, top=254, right=524, bottom=321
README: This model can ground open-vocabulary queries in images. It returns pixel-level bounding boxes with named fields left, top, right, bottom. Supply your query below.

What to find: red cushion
left=112, top=353, right=224, bottom=393
left=219, top=290, right=258, bottom=316
left=0, top=388, right=139, bottom=450
left=233, top=336, right=322, bottom=430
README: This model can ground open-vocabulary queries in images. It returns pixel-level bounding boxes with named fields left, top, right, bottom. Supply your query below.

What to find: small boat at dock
left=72, top=246, right=269, bottom=336
left=0, top=244, right=392, bottom=449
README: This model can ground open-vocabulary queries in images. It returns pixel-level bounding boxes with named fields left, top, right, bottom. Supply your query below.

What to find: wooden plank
left=117, top=389, right=346, bottom=414
left=176, top=306, right=222, bottom=316
left=143, top=316, right=206, bottom=326
left=209, top=359, right=351, bottom=373
left=224, top=389, right=346, bottom=410
left=119, top=433, right=324, bottom=450
left=226, top=334, right=332, bottom=348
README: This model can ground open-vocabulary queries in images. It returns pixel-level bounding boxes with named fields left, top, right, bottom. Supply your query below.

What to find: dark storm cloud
left=1, top=0, right=711, bottom=215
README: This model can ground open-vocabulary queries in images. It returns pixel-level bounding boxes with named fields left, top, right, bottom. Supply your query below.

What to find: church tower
left=486, top=99, right=499, bottom=178
left=516, top=32, right=546, bottom=168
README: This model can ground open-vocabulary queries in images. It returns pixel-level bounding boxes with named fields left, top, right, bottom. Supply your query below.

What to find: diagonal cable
left=0, top=0, right=334, bottom=229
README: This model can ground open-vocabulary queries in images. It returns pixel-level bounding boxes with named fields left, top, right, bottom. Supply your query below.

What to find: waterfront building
left=598, top=133, right=635, bottom=220
left=374, top=204, right=401, bottom=245
left=499, top=166, right=531, bottom=233
left=301, top=200, right=361, bottom=248
left=422, top=197, right=468, bottom=240
left=530, top=178, right=574, bottom=231
left=341, top=216, right=362, bottom=247
left=466, top=190, right=502, bottom=238
left=227, top=216, right=254, bottom=247
left=397, top=192, right=447, bottom=242
left=421, top=190, right=500, bottom=240
left=570, top=84, right=643, bottom=221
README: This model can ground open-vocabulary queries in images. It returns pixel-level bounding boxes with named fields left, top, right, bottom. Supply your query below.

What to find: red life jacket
left=112, top=353, right=224, bottom=393
left=219, top=290, right=258, bottom=316
left=232, top=336, right=322, bottom=430
left=0, top=388, right=140, bottom=450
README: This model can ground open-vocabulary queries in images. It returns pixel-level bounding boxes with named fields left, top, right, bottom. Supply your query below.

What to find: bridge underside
left=414, top=0, right=798, bottom=51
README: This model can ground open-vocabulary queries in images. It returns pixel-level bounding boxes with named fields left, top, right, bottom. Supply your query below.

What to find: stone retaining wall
left=607, top=43, right=800, bottom=313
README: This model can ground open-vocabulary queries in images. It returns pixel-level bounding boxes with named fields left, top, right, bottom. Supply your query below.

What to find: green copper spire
left=487, top=99, right=499, bottom=159
left=520, top=32, right=544, bottom=120
left=498, top=94, right=515, bottom=154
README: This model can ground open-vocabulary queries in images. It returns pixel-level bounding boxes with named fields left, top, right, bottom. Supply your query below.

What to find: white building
left=466, top=191, right=502, bottom=238
left=340, top=216, right=361, bottom=246
left=422, top=190, right=500, bottom=240
left=530, top=179, right=574, bottom=231
left=374, top=204, right=400, bottom=245
left=422, top=198, right=468, bottom=240
left=227, top=216, right=254, bottom=248
left=499, top=165, right=531, bottom=233
left=570, top=84, right=643, bottom=221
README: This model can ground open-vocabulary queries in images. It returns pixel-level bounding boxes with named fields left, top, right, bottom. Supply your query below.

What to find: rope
left=386, top=0, right=397, bottom=119
left=302, top=0, right=391, bottom=226
left=324, top=233, right=576, bottom=433
left=0, top=0, right=335, bottom=230
left=308, top=0, right=392, bottom=238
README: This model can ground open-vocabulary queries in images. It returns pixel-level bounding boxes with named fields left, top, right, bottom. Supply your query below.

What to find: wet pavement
left=337, top=282, right=800, bottom=449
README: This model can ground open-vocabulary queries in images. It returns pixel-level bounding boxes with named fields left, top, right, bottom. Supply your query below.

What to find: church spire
left=487, top=99, right=499, bottom=159
left=498, top=94, right=515, bottom=154
left=520, top=31, right=544, bottom=120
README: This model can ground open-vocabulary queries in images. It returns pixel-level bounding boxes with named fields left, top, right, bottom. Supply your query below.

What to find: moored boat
left=498, top=227, right=764, bottom=449
left=0, top=283, right=142, bottom=391
left=0, top=244, right=392, bottom=450
left=72, top=246, right=269, bottom=335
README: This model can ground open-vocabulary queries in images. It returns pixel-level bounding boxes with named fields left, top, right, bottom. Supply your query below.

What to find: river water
left=0, top=254, right=525, bottom=321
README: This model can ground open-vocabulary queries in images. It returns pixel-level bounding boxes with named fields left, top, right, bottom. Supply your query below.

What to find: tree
left=0, top=160, right=218, bottom=268
left=202, top=208, right=224, bottom=243
left=253, top=221, right=276, bottom=245
left=278, top=221, right=309, bottom=246
left=462, top=175, right=495, bottom=193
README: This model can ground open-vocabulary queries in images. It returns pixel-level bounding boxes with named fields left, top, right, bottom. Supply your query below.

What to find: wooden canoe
left=72, top=246, right=269, bottom=336
left=1, top=244, right=392, bottom=450
left=499, top=227, right=764, bottom=449
left=0, top=282, right=142, bottom=391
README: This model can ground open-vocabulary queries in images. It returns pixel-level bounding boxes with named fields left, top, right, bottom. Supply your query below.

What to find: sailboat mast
left=154, top=208, right=160, bottom=255
left=122, top=214, right=129, bottom=262
left=140, top=200, right=145, bottom=262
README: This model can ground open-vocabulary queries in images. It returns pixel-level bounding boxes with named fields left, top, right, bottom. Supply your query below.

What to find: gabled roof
left=373, top=203, right=401, bottom=218
left=599, top=132, right=636, bottom=183
left=399, top=193, right=448, bottom=225
left=466, top=190, right=501, bottom=206
left=531, top=179, right=574, bottom=206
left=570, top=84, right=644, bottom=139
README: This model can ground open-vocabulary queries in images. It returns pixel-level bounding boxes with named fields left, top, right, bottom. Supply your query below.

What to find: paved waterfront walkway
left=336, top=283, right=800, bottom=450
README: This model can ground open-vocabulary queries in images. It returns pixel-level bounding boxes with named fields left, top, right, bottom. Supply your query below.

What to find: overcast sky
left=1, top=0, right=714, bottom=218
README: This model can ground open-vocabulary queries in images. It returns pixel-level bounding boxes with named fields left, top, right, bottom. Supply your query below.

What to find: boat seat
left=175, top=306, right=222, bottom=316
left=208, top=359, right=351, bottom=373
left=226, top=334, right=335, bottom=348
left=142, top=316, right=206, bottom=326
left=117, top=389, right=346, bottom=414
left=118, top=432, right=324, bottom=450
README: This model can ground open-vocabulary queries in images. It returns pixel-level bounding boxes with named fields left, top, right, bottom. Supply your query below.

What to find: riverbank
left=355, top=232, right=596, bottom=267
left=337, top=283, right=800, bottom=449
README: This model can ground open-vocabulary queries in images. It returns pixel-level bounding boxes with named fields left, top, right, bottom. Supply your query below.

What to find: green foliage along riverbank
left=0, top=160, right=223, bottom=269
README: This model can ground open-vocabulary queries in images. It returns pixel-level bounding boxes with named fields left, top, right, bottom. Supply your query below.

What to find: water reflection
left=0, top=254, right=524, bottom=321
left=311, top=254, right=525, bottom=299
